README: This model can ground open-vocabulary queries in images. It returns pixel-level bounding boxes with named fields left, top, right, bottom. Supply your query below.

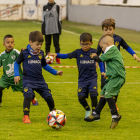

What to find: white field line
left=33, top=21, right=140, bottom=54
left=46, top=82, right=140, bottom=84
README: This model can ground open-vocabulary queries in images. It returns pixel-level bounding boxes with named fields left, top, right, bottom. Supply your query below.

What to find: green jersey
left=0, top=49, right=22, bottom=79
left=99, top=45, right=126, bottom=80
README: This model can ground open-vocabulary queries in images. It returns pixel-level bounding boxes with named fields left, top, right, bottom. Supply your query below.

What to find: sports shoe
left=85, top=110, right=91, bottom=118
left=23, top=115, right=31, bottom=124
left=84, top=112, right=100, bottom=122
left=31, top=97, right=38, bottom=106
left=110, top=115, right=121, bottom=129
left=116, top=104, right=119, bottom=111
left=56, top=58, right=61, bottom=64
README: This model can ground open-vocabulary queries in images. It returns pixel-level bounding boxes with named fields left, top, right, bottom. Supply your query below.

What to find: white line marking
left=32, top=21, right=140, bottom=54
left=46, top=82, right=140, bottom=84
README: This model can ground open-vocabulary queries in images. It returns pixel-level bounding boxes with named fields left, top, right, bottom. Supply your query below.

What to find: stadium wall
left=68, top=4, right=140, bottom=31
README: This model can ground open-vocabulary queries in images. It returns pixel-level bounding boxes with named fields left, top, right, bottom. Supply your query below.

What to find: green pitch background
left=0, top=20, right=140, bottom=140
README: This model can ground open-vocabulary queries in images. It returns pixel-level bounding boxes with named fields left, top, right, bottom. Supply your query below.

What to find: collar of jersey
left=104, top=45, right=115, bottom=54
left=27, top=44, right=40, bottom=55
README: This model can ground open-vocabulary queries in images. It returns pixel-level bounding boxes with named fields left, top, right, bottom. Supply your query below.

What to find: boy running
left=85, top=34, right=126, bottom=129
left=48, top=33, right=105, bottom=119
left=14, top=31, right=63, bottom=123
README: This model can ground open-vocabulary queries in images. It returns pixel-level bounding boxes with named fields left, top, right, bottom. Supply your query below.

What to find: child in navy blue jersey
left=14, top=31, right=63, bottom=123
left=48, top=33, right=105, bottom=119
left=97, top=17, right=140, bottom=110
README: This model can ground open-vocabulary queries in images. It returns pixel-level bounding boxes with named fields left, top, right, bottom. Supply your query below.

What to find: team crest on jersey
left=24, top=87, right=28, bottom=92
left=11, top=55, right=16, bottom=60
left=28, top=55, right=31, bottom=58
left=80, top=54, right=83, bottom=57
left=115, top=41, right=119, bottom=46
left=90, top=53, right=93, bottom=58
left=78, top=87, right=82, bottom=92
left=38, top=54, right=42, bottom=59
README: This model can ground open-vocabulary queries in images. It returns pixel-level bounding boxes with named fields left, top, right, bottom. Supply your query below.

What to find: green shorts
left=100, top=76, right=125, bottom=98
left=0, top=76, right=23, bottom=92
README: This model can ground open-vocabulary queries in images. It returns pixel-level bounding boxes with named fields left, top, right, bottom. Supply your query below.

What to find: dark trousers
left=45, top=34, right=60, bottom=55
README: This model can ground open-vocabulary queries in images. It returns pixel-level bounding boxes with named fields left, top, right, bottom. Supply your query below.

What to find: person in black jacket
left=41, top=0, right=62, bottom=64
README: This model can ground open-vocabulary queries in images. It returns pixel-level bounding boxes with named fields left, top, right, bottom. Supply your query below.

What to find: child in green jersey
left=85, top=34, right=126, bottom=129
left=0, top=34, right=38, bottom=106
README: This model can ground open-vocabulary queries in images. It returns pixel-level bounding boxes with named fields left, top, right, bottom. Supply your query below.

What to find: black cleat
left=110, top=115, right=121, bottom=129
left=84, top=113, right=100, bottom=122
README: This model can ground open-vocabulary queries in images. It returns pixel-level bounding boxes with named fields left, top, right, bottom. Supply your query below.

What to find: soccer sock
left=106, top=98, right=118, bottom=116
left=0, top=86, right=4, bottom=103
left=45, top=96, right=56, bottom=111
left=78, top=96, right=90, bottom=111
left=94, top=97, right=106, bottom=114
left=23, top=96, right=32, bottom=116
left=91, top=96, right=98, bottom=112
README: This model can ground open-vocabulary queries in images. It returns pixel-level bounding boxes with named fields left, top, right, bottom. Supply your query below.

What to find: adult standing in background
left=42, top=0, right=62, bottom=64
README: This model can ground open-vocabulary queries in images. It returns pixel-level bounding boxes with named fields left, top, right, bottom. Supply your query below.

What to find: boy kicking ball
left=85, top=34, right=126, bottom=129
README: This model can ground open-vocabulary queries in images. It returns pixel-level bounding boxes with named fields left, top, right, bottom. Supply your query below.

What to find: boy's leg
left=0, top=86, right=4, bottom=106
left=45, top=35, right=52, bottom=55
left=44, top=96, right=56, bottom=111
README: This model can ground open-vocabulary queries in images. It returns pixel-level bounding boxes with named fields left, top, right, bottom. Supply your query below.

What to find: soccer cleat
left=56, top=58, right=61, bottom=64
left=84, top=113, right=100, bottom=122
left=23, top=115, right=31, bottom=124
left=116, top=104, right=119, bottom=111
left=85, top=110, right=91, bottom=118
left=110, top=115, right=121, bottom=129
left=31, top=97, right=38, bottom=106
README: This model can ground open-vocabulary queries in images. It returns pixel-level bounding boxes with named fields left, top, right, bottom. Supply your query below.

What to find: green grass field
left=0, top=20, right=140, bottom=140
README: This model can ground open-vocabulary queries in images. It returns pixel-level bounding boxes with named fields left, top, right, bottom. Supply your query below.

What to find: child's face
left=103, top=26, right=115, bottom=37
left=99, top=42, right=108, bottom=52
left=3, top=37, right=15, bottom=52
left=48, top=0, right=54, bottom=3
left=29, top=41, right=43, bottom=52
left=80, top=40, right=93, bottom=52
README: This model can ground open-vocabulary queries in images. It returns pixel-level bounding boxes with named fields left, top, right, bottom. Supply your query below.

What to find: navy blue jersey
left=16, top=49, right=47, bottom=83
left=97, top=34, right=129, bottom=55
left=67, top=48, right=97, bottom=83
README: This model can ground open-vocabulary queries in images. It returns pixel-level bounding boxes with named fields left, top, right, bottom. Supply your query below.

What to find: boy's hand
left=48, top=53, right=57, bottom=59
left=57, top=70, right=63, bottom=76
left=91, top=53, right=97, bottom=58
left=101, top=72, right=106, bottom=78
left=14, top=76, right=20, bottom=84
left=96, top=62, right=99, bottom=68
left=133, top=54, right=140, bottom=62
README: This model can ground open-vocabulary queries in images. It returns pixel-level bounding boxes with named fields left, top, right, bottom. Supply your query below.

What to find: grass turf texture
left=0, top=20, right=140, bottom=140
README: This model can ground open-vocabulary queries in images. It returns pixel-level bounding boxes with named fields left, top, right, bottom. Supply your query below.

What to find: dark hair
left=80, top=33, right=92, bottom=42
left=3, top=34, right=13, bottom=42
left=98, top=34, right=113, bottom=44
left=102, top=17, right=115, bottom=30
left=29, top=31, right=44, bottom=42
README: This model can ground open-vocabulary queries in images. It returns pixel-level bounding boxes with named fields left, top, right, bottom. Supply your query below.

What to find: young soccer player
left=14, top=31, right=63, bottom=123
left=0, top=35, right=38, bottom=107
left=48, top=33, right=105, bottom=119
left=85, top=34, right=126, bottom=129
left=97, top=17, right=140, bottom=110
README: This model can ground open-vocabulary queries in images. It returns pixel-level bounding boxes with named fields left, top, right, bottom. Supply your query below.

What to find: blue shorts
left=23, top=82, right=52, bottom=99
left=78, top=79, right=98, bottom=98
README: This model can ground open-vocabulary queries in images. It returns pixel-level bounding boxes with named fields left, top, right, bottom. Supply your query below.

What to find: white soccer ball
left=45, top=55, right=54, bottom=64
left=47, top=110, right=66, bottom=130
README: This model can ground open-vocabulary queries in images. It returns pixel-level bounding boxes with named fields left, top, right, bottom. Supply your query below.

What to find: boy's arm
left=121, top=37, right=140, bottom=62
left=0, top=55, right=2, bottom=67
left=97, top=44, right=102, bottom=55
left=98, top=62, right=105, bottom=73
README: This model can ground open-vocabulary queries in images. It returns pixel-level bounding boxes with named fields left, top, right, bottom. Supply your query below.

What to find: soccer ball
left=47, top=110, right=66, bottom=130
left=45, top=55, right=54, bottom=64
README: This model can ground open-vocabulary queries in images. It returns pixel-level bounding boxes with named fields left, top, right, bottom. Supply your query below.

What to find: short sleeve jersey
left=0, top=49, right=22, bottom=79
left=99, top=45, right=126, bottom=80
left=97, top=34, right=129, bottom=55
left=16, top=49, right=47, bottom=83
left=67, top=48, right=97, bottom=83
